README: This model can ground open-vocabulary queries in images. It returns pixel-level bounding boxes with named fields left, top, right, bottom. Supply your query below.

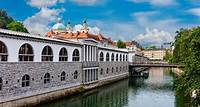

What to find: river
left=38, top=67, right=189, bottom=107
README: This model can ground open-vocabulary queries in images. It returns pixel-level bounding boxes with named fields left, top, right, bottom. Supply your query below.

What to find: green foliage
left=174, top=27, right=200, bottom=104
left=164, top=49, right=176, bottom=63
left=117, top=40, right=126, bottom=48
left=7, top=21, right=28, bottom=33
left=148, top=45, right=156, bottom=49
left=0, top=9, right=13, bottom=28
left=0, top=9, right=28, bottom=33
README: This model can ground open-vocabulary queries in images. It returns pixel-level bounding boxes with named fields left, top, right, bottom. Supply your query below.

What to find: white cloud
left=26, top=0, right=65, bottom=8
left=23, top=8, right=65, bottom=35
left=187, top=8, right=200, bottom=17
left=73, top=24, right=100, bottom=35
left=135, top=28, right=173, bottom=46
left=69, top=0, right=104, bottom=6
left=128, top=0, right=176, bottom=6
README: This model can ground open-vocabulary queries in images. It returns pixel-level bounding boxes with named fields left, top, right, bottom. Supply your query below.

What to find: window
left=74, top=71, right=78, bottom=79
left=120, top=67, right=122, bottom=71
left=106, top=68, right=109, bottom=74
left=19, top=43, right=34, bottom=61
left=22, top=74, right=30, bottom=87
left=99, top=52, right=104, bottom=61
left=111, top=53, right=114, bottom=61
left=126, top=55, right=128, bottom=61
left=116, top=67, right=118, bottom=72
left=112, top=67, right=114, bottom=73
left=42, top=46, right=53, bottom=61
left=116, top=54, right=118, bottom=61
left=59, top=48, right=68, bottom=61
left=123, top=55, right=125, bottom=61
left=106, top=53, right=109, bottom=61
left=0, top=41, right=8, bottom=61
left=100, top=68, right=103, bottom=75
left=61, top=71, right=66, bottom=81
left=72, top=49, right=80, bottom=61
left=120, top=54, right=122, bottom=61
left=0, top=77, right=2, bottom=90
left=44, top=73, right=50, bottom=84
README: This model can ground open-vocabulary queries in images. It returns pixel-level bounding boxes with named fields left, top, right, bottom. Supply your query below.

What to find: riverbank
left=0, top=73, right=128, bottom=107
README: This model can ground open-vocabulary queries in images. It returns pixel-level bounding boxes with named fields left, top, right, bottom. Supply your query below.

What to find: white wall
left=0, top=37, right=82, bottom=62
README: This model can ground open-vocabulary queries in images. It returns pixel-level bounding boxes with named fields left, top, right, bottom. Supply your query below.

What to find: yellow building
left=142, top=49, right=166, bottom=61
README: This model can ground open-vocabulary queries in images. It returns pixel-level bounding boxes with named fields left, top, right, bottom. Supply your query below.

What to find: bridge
left=129, top=62, right=183, bottom=68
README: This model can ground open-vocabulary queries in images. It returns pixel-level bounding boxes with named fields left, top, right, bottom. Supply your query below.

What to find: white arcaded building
left=0, top=21, right=130, bottom=107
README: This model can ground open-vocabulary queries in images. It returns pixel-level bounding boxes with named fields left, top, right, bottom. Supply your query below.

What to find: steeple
left=81, top=19, right=89, bottom=33
left=66, top=19, right=73, bottom=33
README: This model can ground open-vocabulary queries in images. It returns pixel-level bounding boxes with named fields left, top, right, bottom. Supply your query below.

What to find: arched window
left=72, top=49, right=80, bottom=61
left=19, top=43, right=34, bottom=61
left=112, top=67, right=114, bottom=73
left=0, top=41, right=8, bottom=61
left=126, top=55, right=128, bottom=61
left=116, top=67, right=118, bottom=72
left=44, top=73, right=50, bottom=84
left=100, top=68, right=103, bottom=75
left=22, top=74, right=30, bottom=87
left=59, top=48, right=68, bottom=61
left=74, top=71, right=78, bottom=79
left=106, top=53, right=109, bottom=61
left=106, top=68, right=109, bottom=74
left=0, top=77, right=2, bottom=90
left=120, top=54, right=122, bottom=61
left=111, top=53, right=114, bottom=61
left=42, top=46, right=53, bottom=61
left=116, top=54, right=118, bottom=61
left=123, top=55, right=125, bottom=61
left=61, top=71, right=66, bottom=81
left=99, top=52, right=104, bottom=61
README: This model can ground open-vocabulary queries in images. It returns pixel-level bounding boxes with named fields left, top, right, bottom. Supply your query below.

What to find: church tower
left=81, top=19, right=89, bottom=33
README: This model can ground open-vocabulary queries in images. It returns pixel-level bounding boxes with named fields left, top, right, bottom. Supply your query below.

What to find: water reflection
left=38, top=67, right=188, bottom=107
left=38, top=79, right=129, bottom=107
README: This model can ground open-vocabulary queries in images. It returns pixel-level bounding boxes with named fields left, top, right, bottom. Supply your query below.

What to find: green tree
left=7, top=21, right=28, bottom=33
left=0, top=9, right=13, bottom=28
left=117, top=40, right=126, bottom=48
left=174, top=27, right=200, bottom=104
left=0, top=9, right=28, bottom=33
left=148, top=45, right=156, bottom=49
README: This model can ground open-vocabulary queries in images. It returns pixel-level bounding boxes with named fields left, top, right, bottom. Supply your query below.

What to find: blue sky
left=1, top=0, right=200, bottom=47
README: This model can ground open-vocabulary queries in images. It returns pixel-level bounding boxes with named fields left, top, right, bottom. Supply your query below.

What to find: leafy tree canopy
left=0, top=9, right=28, bottom=33
left=117, top=40, right=126, bottom=48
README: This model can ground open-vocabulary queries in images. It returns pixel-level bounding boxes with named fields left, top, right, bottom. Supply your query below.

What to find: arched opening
left=111, top=53, right=114, bottom=61
left=61, top=71, right=66, bottom=81
left=106, top=68, right=109, bottom=74
left=123, top=55, right=125, bottom=61
left=99, top=52, right=104, bottom=61
left=106, top=53, right=109, bottom=61
left=116, top=54, right=118, bottom=61
left=19, top=43, right=34, bottom=61
left=74, top=71, right=78, bottom=79
left=42, top=46, right=53, bottom=61
left=100, top=68, right=103, bottom=75
left=22, top=74, right=30, bottom=87
left=112, top=67, right=114, bottom=73
left=0, top=41, right=8, bottom=61
left=59, top=48, right=68, bottom=61
left=72, top=49, right=80, bottom=61
left=126, top=55, right=128, bottom=61
left=44, top=73, right=50, bottom=84
left=120, top=54, right=122, bottom=61
left=0, top=77, right=2, bottom=90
